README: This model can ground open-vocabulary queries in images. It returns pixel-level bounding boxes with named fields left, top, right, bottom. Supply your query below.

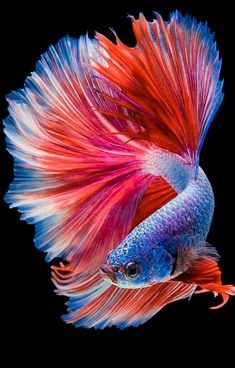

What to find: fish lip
left=100, top=264, right=118, bottom=284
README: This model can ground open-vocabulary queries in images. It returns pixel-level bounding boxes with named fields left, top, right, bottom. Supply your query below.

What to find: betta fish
left=3, top=10, right=235, bottom=329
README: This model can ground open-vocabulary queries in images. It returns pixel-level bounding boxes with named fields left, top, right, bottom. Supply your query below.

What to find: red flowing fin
left=176, top=258, right=235, bottom=309
left=5, top=31, right=177, bottom=330
left=60, top=278, right=195, bottom=329
left=4, top=34, right=176, bottom=279
left=95, top=11, right=223, bottom=164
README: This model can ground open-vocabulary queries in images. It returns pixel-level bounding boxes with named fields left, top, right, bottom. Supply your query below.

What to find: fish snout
left=100, top=264, right=118, bottom=284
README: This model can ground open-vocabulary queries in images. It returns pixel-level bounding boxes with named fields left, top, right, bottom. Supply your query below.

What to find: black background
left=0, top=0, right=234, bottom=359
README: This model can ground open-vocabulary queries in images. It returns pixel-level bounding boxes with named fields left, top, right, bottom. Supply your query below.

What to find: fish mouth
left=100, top=264, right=118, bottom=284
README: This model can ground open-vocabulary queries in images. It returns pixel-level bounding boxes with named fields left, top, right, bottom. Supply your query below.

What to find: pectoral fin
left=174, top=243, right=235, bottom=309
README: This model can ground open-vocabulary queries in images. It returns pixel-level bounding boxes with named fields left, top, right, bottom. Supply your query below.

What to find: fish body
left=105, top=166, right=214, bottom=288
left=3, top=10, right=235, bottom=329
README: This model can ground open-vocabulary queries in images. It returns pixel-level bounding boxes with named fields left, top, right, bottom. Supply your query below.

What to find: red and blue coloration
left=3, top=11, right=235, bottom=329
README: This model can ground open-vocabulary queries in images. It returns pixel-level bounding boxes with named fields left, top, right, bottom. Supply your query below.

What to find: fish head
left=100, top=237, right=174, bottom=288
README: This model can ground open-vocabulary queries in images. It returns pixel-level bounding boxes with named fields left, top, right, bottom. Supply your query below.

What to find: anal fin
left=62, top=279, right=195, bottom=329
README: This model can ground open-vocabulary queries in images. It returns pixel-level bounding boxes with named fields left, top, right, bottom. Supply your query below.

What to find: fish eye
left=124, top=262, right=141, bottom=279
